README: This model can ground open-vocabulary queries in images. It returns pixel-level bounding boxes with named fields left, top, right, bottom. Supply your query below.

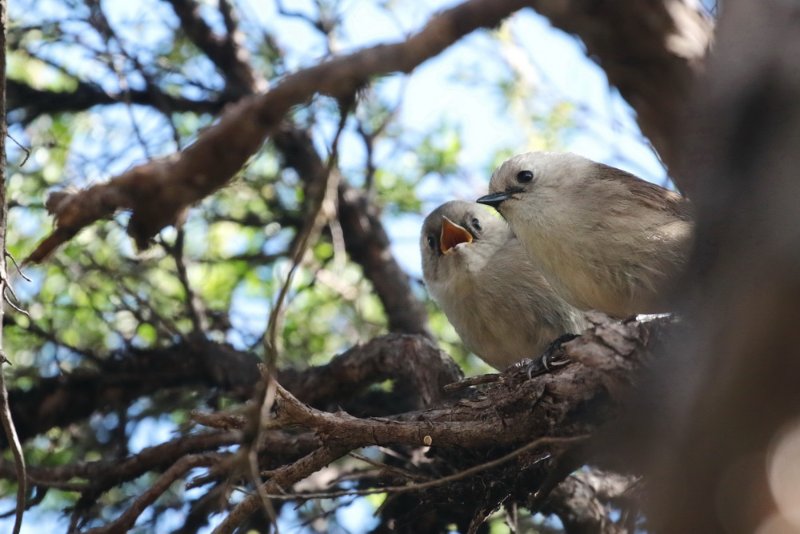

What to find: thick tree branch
left=5, top=316, right=668, bottom=454
left=8, top=80, right=431, bottom=338
left=14, top=0, right=435, bottom=339
left=213, top=315, right=670, bottom=532
left=2, top=334, right=457, bottom=446
left=3, top=308, right=670, bottom=532
left=544, top=468, right=637, bottom=534
left=531, top=0, right=712, bottom=178
left=279, top=334, right=459, bottom=409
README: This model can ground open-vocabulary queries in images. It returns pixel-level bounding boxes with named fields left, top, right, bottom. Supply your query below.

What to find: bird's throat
left=440, top=217, right=473, bottom=254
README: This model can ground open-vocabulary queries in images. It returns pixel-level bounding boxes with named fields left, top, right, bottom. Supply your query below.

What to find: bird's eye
left=426, top=235, right=435, bottom=250
left=516, top=170, right=534, bottom=183
left=471, top=218, right=481, bottom=232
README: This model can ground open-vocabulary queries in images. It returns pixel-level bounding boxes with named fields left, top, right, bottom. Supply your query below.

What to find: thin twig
left=164, top=227, right=208, bottom=334
left=249, top=374, right=280, bottom=532
left=262, top=100, right=350, bottom=366
left=6, top=134, right=30, bottom=167
left=5, top=252, right=30, bottom=282
left=2, top=287, right=29, bottom=318
left=347, top=451, right=431, bottom=483
left=0, top=355, right=24, bottom=534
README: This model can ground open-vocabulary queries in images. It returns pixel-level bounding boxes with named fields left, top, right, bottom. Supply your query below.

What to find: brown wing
left=596, top=163, right=693, bottom=221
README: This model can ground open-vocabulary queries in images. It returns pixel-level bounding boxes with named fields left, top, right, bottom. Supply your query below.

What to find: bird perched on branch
left=420, top=200, right=587, bottom=370
left=477, top=152, right=693, bottom=317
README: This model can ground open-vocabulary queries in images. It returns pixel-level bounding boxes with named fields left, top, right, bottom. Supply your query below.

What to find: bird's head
left=477, top=152, right=594, bottom=214
left=420, top=200, right=511, bottom=286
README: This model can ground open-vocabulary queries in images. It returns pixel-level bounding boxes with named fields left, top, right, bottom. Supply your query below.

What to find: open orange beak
left=440, top=216, right=473, bottom=254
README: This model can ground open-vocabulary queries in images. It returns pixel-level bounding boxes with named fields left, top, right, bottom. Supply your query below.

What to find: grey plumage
left=420, top=200, right=588, bottom=370
left=479, top=152, right=693, bottom=317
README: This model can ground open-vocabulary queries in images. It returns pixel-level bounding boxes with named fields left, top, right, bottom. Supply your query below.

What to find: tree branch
left=25, top=0, right=530, bottom=263
left=543, top=468, right=637, bottom=534
left=85, top=453, right=221, bottom=534
left=165, top=0, right=266, bottom=94
left=3, top=309, right=671, bottom=531
left=531, top=0, right=713, bottom=178
left=6, top=79, right=225, bottom=123
left=0, top=3, right=26, bottom=532
left=211, top=315, right=671, bottom=532
left=13, top=0, right=432, bottom=337
left=2, top=334, right=458, bottom=446
left=0, top=430, right=237, bottom=487
left=273, top=127, right=431, bottom=336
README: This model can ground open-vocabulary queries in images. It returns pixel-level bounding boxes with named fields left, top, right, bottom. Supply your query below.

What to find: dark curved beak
left=476, top=191, right=512, bottom=208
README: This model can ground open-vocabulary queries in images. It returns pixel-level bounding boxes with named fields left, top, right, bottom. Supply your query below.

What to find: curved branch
left=165, top=0, right=266, bottom=94
left=86, top=453, right=220, bottom=534
left=543, top=468, right=637, bottom=534
left=4, top=314, right=671, bottom=531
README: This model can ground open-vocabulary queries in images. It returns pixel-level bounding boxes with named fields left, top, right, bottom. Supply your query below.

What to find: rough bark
left=543, top=468, right=637, bottom=534
left=213, top=315, right=671, bottom=533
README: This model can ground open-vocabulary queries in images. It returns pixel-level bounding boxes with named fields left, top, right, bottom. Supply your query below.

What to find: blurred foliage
left=2, top=0, right=576, bottom=531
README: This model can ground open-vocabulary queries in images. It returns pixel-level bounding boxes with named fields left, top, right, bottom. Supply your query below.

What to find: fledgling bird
left=420, top=200, right=588, bottom=370
left=477, top=152, right=693, bottom=317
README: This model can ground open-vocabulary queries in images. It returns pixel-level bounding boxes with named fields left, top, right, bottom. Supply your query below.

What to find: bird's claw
left=522, top=333, right=579, bottom=379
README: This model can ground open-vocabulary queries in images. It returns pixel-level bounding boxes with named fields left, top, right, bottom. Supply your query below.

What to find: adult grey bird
left=477, top=152, right=693, bottom=317
left=420, top=200, right=587, bottom=370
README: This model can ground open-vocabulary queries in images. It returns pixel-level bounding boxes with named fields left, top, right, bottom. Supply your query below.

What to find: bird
left=477, top=152, right=693, bottom=317
left=420, top=200, right=588, bottom=370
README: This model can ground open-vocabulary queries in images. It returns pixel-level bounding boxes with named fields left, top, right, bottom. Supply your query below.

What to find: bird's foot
left=521, top=333, right=579, bottom=380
